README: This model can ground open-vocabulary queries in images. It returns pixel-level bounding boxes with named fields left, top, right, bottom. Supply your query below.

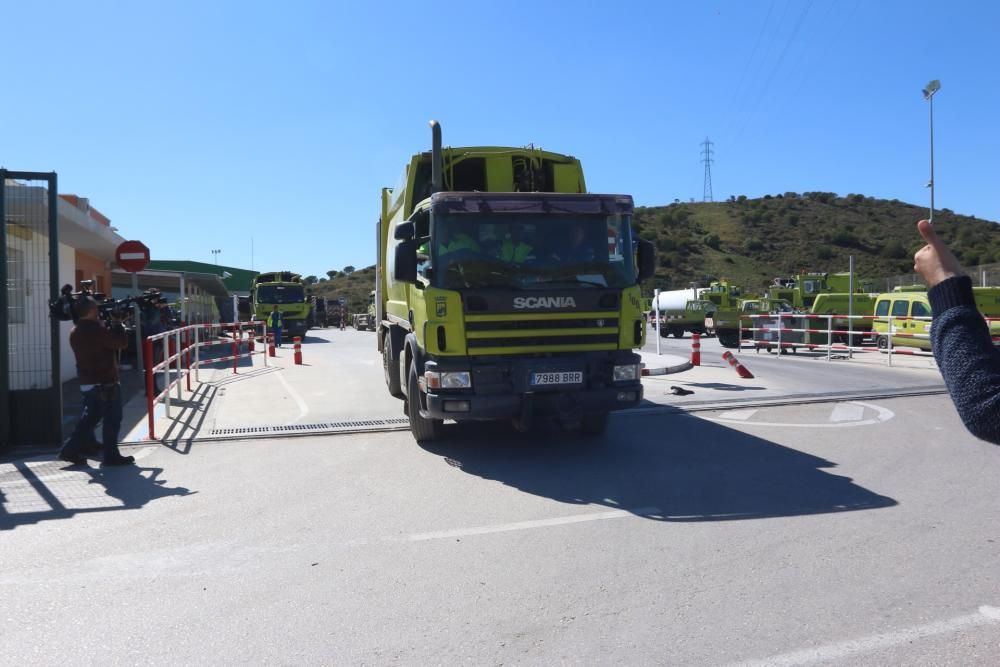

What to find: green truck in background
left=657, top=299, right=716, bottom=338
left=251, top=271, right=310, bottom=339
left=376, top=120, right=656, bottom=441
left=352, top=291, right=376, bottom=331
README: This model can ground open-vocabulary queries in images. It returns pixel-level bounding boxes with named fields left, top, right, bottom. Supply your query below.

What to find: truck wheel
left=580, top=411, right=609, bottom=435
left=671, top=328, right=684, bottom=339
left=407, top=364, right=443, bottom=442
left=383, top=332, right=403, bottom=398
left=876, top=335, right=888, bottom=350
left=718, top=330, right=740, bottom=348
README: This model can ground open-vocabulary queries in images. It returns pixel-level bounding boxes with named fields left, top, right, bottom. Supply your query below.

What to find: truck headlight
left=613, top=364, right=640, bottom=381
left=424, top=370, right=472, bottom=390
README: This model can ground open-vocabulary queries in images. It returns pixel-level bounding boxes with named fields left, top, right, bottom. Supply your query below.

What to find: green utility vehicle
left=703, top=280, right=747, bottom=348
left=659, top=299, right=715, bottom=338
left=766, top=272, right=875, bottom=310
left=251, top=271, right=310, bottom=339
left=353, top=291, right=376, bottom=331
left=377, top=121, right=656, bottom=440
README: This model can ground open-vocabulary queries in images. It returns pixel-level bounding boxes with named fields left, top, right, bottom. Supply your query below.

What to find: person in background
left=269, top=305, right=284, bottom=347
left=913, top=219, right=1000, bottom=445
left=59, top=298, right=135, bottom=467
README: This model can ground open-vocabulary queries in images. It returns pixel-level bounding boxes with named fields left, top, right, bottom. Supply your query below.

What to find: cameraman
left=58, top=297, right=135, bottom=467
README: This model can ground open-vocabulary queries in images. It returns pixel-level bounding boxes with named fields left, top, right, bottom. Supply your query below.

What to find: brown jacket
left=71, top=319, right=128, bottom=385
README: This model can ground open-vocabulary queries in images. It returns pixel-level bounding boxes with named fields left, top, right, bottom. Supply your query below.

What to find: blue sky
left=3, top=0, right=998, bottom=278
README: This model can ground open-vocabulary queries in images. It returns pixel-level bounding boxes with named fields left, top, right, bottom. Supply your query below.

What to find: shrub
left=704, top=233, right=721, bottom=250
left=816, top=246, right=833, bottom=260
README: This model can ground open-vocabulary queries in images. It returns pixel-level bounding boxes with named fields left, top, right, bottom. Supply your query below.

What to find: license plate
left=530, top=371, right=583, bottom=386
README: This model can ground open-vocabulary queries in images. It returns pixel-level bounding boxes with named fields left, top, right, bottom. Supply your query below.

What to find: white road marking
left=731, top=605, right=1000, bottom=667
left=275, top=369, right=310, bottom=424
left=717, top=409, right=758, bottom=421
left=704, top=401, right=894, bottom=429
left=349, top=506, right=661, bottom=546
left=829, top=402, right=865, bottom=423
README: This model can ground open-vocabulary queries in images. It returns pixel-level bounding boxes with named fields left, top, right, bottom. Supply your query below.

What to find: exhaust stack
left=430, top=120, right=443, bottom=194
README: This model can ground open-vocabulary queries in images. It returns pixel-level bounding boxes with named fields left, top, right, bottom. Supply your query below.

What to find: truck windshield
left=256, top=285, right=304, bottom=303
left=430, top=213, right=636, bottom=290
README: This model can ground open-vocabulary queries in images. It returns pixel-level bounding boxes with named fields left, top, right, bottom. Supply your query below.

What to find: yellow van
left=872, top=291, right=932, bottom=351
left=873, top=286, right=1000, bottom=351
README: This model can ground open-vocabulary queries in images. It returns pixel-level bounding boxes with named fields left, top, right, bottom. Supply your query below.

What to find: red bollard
left=268, top=333, right=276, bottom=357
left=722, top=351, right=754, bottom=379
left=293, top=336, right=302, bottom=365
left=691, top=333, right=701, bottom=367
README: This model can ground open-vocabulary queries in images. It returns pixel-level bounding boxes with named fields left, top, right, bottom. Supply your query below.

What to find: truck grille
left=464, top=314, right=619, bottom=354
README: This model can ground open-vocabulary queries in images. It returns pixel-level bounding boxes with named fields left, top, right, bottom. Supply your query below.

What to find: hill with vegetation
left=634, top=193, right=1000, bottom=294
left=309, top=265, right=376, bottom=315
left=305, top=194, right=1000, bottom=309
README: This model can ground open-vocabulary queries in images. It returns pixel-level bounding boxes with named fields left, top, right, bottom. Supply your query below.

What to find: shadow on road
left=0, top=461, right=196, bottom=531
left=420, top=411, right=896, bottom=522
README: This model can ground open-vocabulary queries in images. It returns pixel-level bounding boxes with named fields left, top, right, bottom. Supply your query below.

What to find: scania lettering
left=376, top=121, right=656, bottom=441
left=513, top=296, right=577, bottom=309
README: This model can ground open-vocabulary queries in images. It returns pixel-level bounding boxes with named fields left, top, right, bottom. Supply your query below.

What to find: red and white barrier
left=144, top=320, right=267, bottom=440
left=741, top=312, right=946, bottom=366
left=691, top=333, right=701, bottom=366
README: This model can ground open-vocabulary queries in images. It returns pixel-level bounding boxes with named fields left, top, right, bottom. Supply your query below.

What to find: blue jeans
left=273, top=327, right=283, bottom=347
left=61, top=384, right=124, bottom=460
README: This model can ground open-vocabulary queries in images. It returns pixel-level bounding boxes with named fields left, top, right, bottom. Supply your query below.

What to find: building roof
left=112, top=269, right=231, bottom=299
left=146, top=260, right=258, bottom=294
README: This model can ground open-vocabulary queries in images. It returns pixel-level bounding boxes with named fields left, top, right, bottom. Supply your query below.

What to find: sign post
left=115, top=241, right=151, bottom=373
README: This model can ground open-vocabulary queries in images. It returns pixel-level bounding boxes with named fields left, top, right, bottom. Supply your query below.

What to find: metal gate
left=1, top=170, right=61, bottom=450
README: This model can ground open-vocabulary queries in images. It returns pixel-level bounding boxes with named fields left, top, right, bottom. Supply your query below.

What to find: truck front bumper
left=420, top=353, right=644, bottom=421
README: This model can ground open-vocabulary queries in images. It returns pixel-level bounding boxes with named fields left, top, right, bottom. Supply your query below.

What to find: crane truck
left=377, top=121, right=656, bottom=441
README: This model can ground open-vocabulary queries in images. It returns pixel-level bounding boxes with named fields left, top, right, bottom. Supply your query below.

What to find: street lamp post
left=211, top=248, right=221, bottom=265
left=922, top=79, right=941, bottom=223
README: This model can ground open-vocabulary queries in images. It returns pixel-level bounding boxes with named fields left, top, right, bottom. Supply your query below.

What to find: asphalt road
left=3, top=326, right=998, bottom=665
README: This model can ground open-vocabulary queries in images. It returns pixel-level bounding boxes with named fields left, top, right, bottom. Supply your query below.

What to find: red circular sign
left=115, top=240, right=150, bottom=273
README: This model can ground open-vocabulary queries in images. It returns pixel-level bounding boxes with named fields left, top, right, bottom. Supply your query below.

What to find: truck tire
left=718, top=330, right=740, bottom=349
left=407, top=364, right=443, bottom=442
left=671, top=327, right=684, bottom=339
left=383, top=332, right=403, bottom=398
left=581, top=411, right=609, bottom=435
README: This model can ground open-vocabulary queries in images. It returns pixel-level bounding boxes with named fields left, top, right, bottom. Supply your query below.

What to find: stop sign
left=115, top=240, right=150, bottom=273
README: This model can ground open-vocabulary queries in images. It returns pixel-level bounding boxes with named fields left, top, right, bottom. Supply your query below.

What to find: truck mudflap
left=419, top=352, right=644, bottom=421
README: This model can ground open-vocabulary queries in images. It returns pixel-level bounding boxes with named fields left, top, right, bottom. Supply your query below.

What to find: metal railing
left=143, top=320, right=267, bottom=439
left=739, top=313, right=1000, bottom=366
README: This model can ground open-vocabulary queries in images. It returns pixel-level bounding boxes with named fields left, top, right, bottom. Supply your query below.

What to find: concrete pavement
left=6, top=325, right=998, bottom=665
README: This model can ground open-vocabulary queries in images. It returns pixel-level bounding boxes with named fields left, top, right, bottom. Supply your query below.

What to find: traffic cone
left=722, top=351, right=754, bottom=379
left=691, top=333, right=701, bottom=366
left=293, top=336, right=302, bottom=365
left=268, top=334, right=276, bottom=357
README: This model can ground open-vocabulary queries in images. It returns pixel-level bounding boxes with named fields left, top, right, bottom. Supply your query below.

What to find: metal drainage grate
left=210, top=417, right=411, bottom=437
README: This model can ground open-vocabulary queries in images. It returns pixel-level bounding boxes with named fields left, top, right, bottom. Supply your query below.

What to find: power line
left=701, top=137, right=715, bottom=202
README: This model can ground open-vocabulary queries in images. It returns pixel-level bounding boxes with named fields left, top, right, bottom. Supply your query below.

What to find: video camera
left=49, top=280, right=164, bottom=326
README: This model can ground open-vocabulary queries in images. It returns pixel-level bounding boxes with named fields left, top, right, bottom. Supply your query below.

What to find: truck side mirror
left=637, top=240, right=656, bottom=283
left=394, top=240, right=418, bottom=283
left=394, top=221, right=415, bottom=241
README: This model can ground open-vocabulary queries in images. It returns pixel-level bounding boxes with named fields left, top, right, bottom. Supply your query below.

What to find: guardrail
left=741, top=313, right=1000, bottom=366
left=143, top=321, right=267, bottom=439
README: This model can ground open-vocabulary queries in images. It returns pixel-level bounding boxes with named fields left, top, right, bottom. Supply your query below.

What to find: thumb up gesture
left=913, top=220, right=964, bottom=289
